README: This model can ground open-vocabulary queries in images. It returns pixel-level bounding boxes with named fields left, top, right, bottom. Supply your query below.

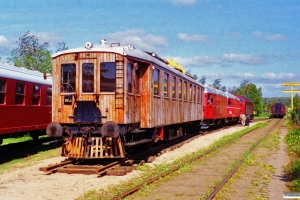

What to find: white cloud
left=171, top=55, right=220, bottom=66
left=0, top=35, right=11, bottom=55
left=221, top=53, right=266, bottom=65
left=101, top=29, right=168, bottom=52
left=252, top=31, right=287, bottom=41
left=170, top=0, right=197, bottom=5
left=32, top=31, right=62, bottom=46
left=178, top=33, right=210, bottom=42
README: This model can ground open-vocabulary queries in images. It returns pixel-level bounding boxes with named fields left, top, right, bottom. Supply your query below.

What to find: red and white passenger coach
left=0, top=62, right=52, bottom=144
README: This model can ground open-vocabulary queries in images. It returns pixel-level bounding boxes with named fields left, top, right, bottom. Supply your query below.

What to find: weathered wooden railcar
left=47, top=40, right=204, bottom=159
left=202, top=85, right=227, bottom=127
left=271, top=103, right=286, bottom=118
left=0, top=62, right=52, bottom=144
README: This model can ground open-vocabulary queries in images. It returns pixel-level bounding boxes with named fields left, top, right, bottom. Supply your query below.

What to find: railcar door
left=74, top=59, right=100, bottom=123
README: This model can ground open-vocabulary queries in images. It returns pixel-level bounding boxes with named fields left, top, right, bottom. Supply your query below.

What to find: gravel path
left=0, top=121, right=290, bottom=200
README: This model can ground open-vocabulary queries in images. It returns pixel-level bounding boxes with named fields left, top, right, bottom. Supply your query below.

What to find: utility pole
left=282, top=82, right=300, bottom=110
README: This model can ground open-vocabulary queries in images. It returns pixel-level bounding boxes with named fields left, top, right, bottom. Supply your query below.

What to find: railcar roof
left=52, top=41, right=203, bottom=86
left=0, top=61, right=52, bottom=85
left=236, top=95, right=253, bottom=103
left=203, top=85, right=227, bottom=97
left=224, top=92, right=240, bottom=100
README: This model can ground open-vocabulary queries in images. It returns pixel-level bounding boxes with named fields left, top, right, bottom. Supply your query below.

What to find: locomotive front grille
left=62, top=136, right=125, bottom=159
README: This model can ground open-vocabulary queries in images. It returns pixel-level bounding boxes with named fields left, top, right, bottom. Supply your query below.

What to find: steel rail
left=206, top=118, right=282, bottom=200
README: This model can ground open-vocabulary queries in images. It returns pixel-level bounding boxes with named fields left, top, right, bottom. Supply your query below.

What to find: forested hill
left=263, top=97, right=291, bottom=107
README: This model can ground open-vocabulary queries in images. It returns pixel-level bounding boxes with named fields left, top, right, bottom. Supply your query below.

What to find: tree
left=235, top=80, right=264, bottom=115
left=56, top=41, right=68, bottom=53
left=8, top=31, right=52, bottom=73
left=212, top=78, right=221, bottom=90
left=198, top=75, right=206, bottom=85
left=220, top=86, right=227, bottom=92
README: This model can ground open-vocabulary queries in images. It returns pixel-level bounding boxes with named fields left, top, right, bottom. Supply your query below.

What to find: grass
left=2, top=134, right=48, bottom=145
left=284, top=110, right=300, bottom=191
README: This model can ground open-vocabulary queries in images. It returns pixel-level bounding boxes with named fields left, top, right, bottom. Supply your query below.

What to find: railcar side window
left=0, top=80, right=6, bottom=104
left=15, top=82, right=25, bottom=104
left=153, top=68, right=159, bottom=96
left=189, top=84, right=193, bottom=101
left=193, top=85, right=196, bottom=102
left=164, top=73, right=169, bottom=98
left=178, top=79, right=182, bottom=99
left=100, top=62, right=116, bottom=92
left=32, top=85, right=41, bottom=105
left=47, top=87, right=52, bottom=105
left=127, top=63, right=140, bottom=94
left=82, top=63, right=94, bottom=93
left=183, top=81, right=187, bottom=101
left=172, top=76, right=176, bottom=99
left=61, top=64, right=76, bottom=93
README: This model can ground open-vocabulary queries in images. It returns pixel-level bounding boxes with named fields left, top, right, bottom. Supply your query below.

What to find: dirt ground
left=0, top=121, right=291, bottom=200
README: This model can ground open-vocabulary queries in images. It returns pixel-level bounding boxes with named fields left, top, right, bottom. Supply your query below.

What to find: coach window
left=171, top=76, right=176, bottom=99
left=47, top=87, right=52, bottom=105
left=82, top=63, right=94, bottom=93
left=61, top=64, right=76, bottom=93
left=100, top=62, right=116, bottom=92
left=183, top=81, right=187, bottom=101
left=15, top=82, right=25, bottom=104
left=178, top=79, right=182, bottom=99
left=153, top=68, right=159, bottom=96
left=164, top=73, right=169, bottom=98
left=0, top=80, right=6, bottom=104
left=32, top=85, right=41, bottom=105
left=128, top=63, right=140, bottom=95
left=228, top=99, right=232, bottom=107
left=189, top=84, right=193, bottom=101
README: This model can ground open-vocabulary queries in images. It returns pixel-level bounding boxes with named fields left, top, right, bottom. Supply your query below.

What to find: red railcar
left=271, top=103, right=286, bottom=118
left=225, top=92, right=240, bottom=124
left=0, top=62, right=52, bottom=144
left=236, top=95, right=254, bottom=120
left=202, top=86, right=227, bottom=127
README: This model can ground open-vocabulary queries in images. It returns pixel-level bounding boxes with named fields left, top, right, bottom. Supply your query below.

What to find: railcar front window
left=100, top=62, right=116, bottom=92
left=153, top=68, right=159, bottom=96
left=15, top=82, right=25, bottom=104
left=164, top=73, right=169, bottom=98
left=82, top=63, right=94, bottom=93
left=61, top=64, right=76, bottom=93
left=32, top=85, right=41, bottom=105
left=47, top=87, right=52, bottom=105
left=0, top=80, right=6, bottom=104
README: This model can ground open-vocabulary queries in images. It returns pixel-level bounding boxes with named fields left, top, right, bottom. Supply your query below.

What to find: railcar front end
left=46, top=41, right=204, bottom=159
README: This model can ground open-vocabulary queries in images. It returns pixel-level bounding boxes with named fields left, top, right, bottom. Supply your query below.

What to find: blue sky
left=0, top=0, right=299, bottom=98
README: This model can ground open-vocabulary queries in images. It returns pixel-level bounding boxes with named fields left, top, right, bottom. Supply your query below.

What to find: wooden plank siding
left=52, top=51, right=204, bottom=129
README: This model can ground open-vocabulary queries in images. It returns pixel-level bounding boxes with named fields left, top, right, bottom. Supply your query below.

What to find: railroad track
left=39, top=118, right=269, bottom=176
left=107, top=118, right=279, bottom=200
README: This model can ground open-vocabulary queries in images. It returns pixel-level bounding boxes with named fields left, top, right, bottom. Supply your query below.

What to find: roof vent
left=100, top=39, right=107, bottom=45
left=85, top=42, right=93, bottom=49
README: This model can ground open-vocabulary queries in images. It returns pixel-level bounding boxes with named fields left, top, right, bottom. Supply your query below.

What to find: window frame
left=32, top=84, right=41, bottom=105
left=0, top=79, right=6, bottom=104
left=15, top=82, right=25, bottom=105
